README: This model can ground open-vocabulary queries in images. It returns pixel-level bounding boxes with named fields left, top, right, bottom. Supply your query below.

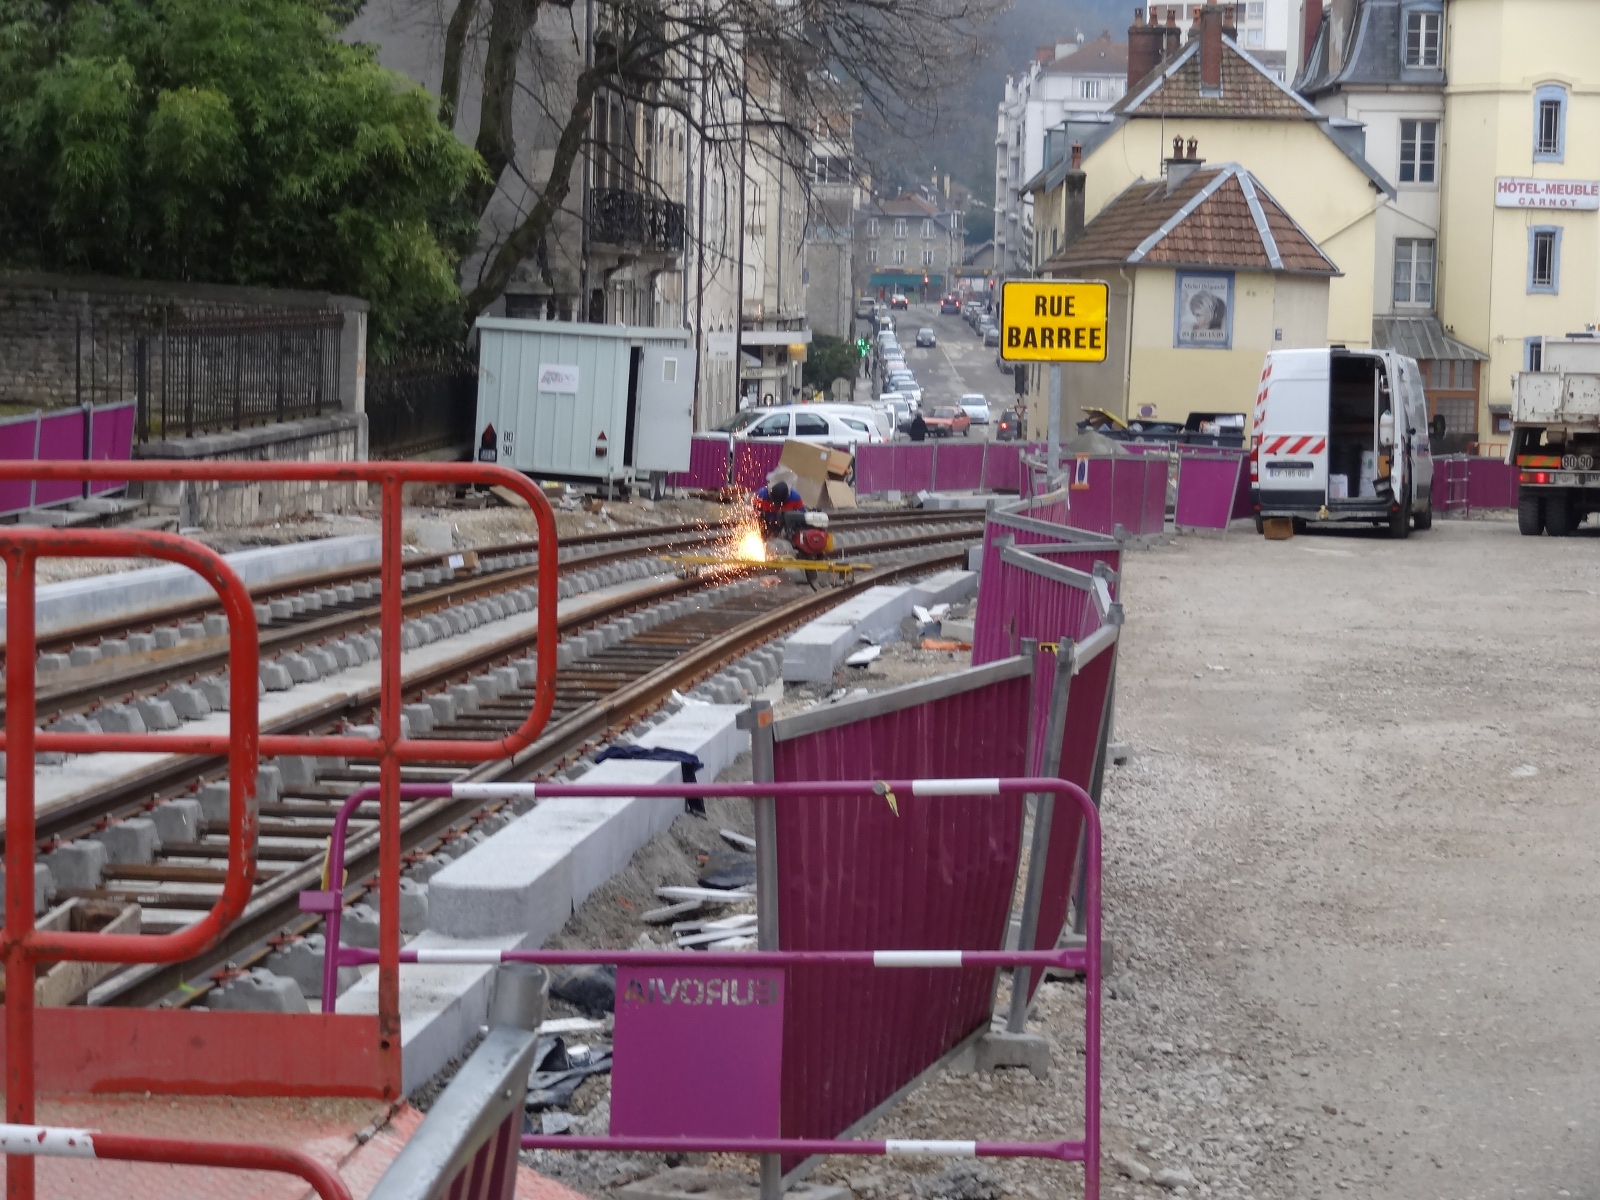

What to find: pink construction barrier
left=34, top=408, right=88, bottom=507
left=733, top=441, right=783, bottom=491
left=769, top=668, right=1034, bottom=1167
left=1465, top=457, right=1517, bottom=509
left=668, top=435, right=731, bottom=491
left=933, top=442, right=986, bottom=491
left=1174, top=450, right=1245, bottom=530
left=90, top=402, right=137, bottom=496
left=893, top=443, right=936, bottom=494
left=981, top=443, right=1023, bottom=492
left=972, top=496, right=1121, bottom=1007
left=853, top=444, right=893, bottom=495
left=0, top=411, right=40, bottom=517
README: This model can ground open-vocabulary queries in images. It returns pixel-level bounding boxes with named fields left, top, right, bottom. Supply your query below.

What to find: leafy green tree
left=801, top=334, right=862, bottom=395
left=0, top=0, right=483, bottom=354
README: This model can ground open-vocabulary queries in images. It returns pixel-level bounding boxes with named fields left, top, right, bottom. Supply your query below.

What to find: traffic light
left=922, top=274, right=930, bottom=286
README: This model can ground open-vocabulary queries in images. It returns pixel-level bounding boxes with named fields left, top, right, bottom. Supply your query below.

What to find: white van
left=1251, top=347, right=1435, bottom=537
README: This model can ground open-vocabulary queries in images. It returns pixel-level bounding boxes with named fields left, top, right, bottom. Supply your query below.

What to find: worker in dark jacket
left=752, top=479, right=805, bottom=537
left=908, top=411, right=928, bottom=442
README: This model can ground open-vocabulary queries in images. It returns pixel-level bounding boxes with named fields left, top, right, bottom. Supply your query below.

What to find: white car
left=735, top=405, right=882, bottom=448
left=958, top=393, right=991, bottom=424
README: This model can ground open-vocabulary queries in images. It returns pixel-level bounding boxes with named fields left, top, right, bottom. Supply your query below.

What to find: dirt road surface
left=805, top=516, right=1598, bottom=1200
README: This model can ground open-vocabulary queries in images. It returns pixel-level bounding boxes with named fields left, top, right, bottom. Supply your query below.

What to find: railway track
left=6, top=513, right=985, bottom=1011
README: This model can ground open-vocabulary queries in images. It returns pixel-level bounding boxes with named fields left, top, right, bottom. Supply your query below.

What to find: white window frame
left=867, top=248, right=878, bottom=265
left=1393, top=238, right=1435, bottom=308
left=894, top=247, right=906, bottom=265
left=867, top=218, right=879, bottom=237
left=1404, top=10, right=1441, bottom=68
left=1079, top=78, right=1101, bottom=99
left=922, top=248, right=934, bottom=266
left=1528, top=226, right=1561, bottom=294
left=1398, top=119, right=1438, bottom=184
left=1534, top=85, right=1567, bottom=162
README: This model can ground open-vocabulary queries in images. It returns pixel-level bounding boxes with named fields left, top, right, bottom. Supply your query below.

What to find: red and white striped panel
left=1260, top=435, right=1326, bottom=456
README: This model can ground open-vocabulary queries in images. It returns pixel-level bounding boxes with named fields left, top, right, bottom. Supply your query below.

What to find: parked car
left=889, top=377, right=922, bottom=406
left=958, top=394, right=991, bottom=424
left=923, top=406, right=972, bottom=438
left=735, top=405, right=881, bottom=448
left=996, top=409, right=1023, bottom=441
left=995, top=353, right=1016, bottom=373
left=940, top=296, right=961, bottom=315
left=915, top=327, right=937, bottom=348
left=983, top=327, right=1001, bottom=347
left=855, top=296, right=876, bottom=318
left=890, top=293, right=910, bottom=309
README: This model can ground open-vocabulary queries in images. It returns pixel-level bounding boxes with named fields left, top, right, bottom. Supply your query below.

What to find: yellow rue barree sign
left=1000, top=280, right=1109, bottom=363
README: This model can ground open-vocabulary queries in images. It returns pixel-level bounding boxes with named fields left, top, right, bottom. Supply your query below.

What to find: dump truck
left=1511, top=335, right=1600, bottom=536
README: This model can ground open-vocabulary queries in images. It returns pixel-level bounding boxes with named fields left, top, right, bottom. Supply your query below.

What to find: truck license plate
left=1268, top=464, right=1312, bottom=479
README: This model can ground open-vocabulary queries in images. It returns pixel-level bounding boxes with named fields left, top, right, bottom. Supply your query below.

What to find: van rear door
left=1256, top=349, right=1331, bottom=510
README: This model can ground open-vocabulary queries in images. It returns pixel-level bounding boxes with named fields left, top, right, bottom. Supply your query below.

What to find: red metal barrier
left=0, top=460, right=559, bottom=1200
left=853, top=444, right=894, bottom=495
left=667, top=435, right=731, bottom=491
left=1174, top=449, right=1246, bottom=530
left=733, top=441, right=784, bottom=491
left=933, top=442, right=986, bottom=491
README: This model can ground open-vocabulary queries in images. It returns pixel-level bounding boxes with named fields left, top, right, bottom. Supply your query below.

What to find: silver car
left=958, top=393, right=991, bottom=424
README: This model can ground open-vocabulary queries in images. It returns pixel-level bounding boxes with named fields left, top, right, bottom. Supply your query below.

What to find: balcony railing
left=591, top=187, right=686, bottom=254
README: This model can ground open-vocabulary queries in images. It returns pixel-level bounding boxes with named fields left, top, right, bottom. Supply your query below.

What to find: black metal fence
left=366, top=356, right=478, bottom=459
left=142, top=313, right=344, bottom=440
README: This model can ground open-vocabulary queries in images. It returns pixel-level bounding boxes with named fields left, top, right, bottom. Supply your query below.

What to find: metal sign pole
left=1047, top=363, right=1061, bottom=482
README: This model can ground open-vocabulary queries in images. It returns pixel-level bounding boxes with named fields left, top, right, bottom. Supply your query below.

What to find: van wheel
left=1388, top=496, right=1412, bottom=539
left=1414, top=491, right=1433, bottom=530
left=1517, top=493, right=1545, bottom=535
left=1254, top=514, right=1265, bottom=535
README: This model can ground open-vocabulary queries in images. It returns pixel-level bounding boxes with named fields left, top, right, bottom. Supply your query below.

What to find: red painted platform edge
left=4, top=1008, right=395, bottom=1099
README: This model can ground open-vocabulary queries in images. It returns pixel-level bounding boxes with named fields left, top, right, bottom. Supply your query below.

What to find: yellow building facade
left=1439, top=0, right=1600, bottom=442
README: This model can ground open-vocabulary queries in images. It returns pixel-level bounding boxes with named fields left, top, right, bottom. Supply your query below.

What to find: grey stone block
left=424, top=615, right=451, bottom=641
left=425, top=694, right=457, bottom=724
left=444, top=608, right=470, bottom=635
left=469, top=674, right=502, bottom=703
left=126, top=632, right=156, bottom=653
left=406, top=700, right=438, bottom=739
left=209, top=967, right=309, bottom=1014
left=96, top=703, right=147, bottom=735
left=153, top=627, right=181, bottom=649
left=399, top=878, right=430, bottom=935
left=133, top=698, right=181, bottom=732
left=340, top=902, right=380, bottom=948
left=165, top=685, right=211, bottom=721
left=356, top=633, right=379, bottom=659
left=203, top=614, right=229, bottom=637
left=260, top=661, right=293, bottom=691
left=45, top=840, right=106, bottom=890
left=36, top=653, right=70, bottom=673
left=178, top=622, right=207, bottom=641
left=513, top=658, right=539, bottom=687
left=491, top=666, right=521, bottom=695
left=0, top=864, right=54, bottom=915
left=276, top=756, right=319, bottom=790
left=98, top=638, right=129, bottom=658
left=286, top=595, right=307, bottom=615
left=67, top=645, right=100, bottom=667
left=197, top=675, right=229, bottom=710
left=299, top=592, right=322, bottom=612
left=422, top=567, right=443, bottom=586
left=400, top=623, right=421, bottom=651
left=352, top=580, right=374, bottom=601
left=94, top=817, right=160, bottom=864
left=254, top=603, right=274, bottom=625
left=281, top=653, right=320, bottom=684
left=50, top=713, right=102, bottom=735
left=150, top=798, right=202, bottom=845
left=197, top=782, right=231, bottom=823
left=257, top=764, right=283, bottom=807
left=448, top=684, right=481, bottom=714
left=317, top=589, right=340, bottom=607
left=264, top=934, right=359, bottom=999
left=306, top=646, right=339, bottom=676
left=269, top=599, right=294, bottom=620
left=405, top=855, right=447, bottom=883
left=335, top=585, right=356, bottom=604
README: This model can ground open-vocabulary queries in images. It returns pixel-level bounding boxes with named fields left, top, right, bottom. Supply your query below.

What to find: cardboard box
left=824, top=448, right=853, bottom=480
left=822, top=480, right=857, bottom=510
left=1262, top=517, right=1295, bottom=540
left=777, top=440, right=830, bottom=508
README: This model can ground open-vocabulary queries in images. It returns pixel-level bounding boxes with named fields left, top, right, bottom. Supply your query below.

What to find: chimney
left=1163, top=7, right=1182, bottom=57
left=1064, top=143, right=1087, bottom=246
left=1301, top=0, right=1324, bottom=70
left=1221, top=2, right=1238, bottom=41
left=1164, top=135, right=1204, bottom=193
left=1127, top=7, right=1164, bottom=91
left=1199, top=3, right=1223, bottom=92
left=1187, top=5, right=1201, bottom=39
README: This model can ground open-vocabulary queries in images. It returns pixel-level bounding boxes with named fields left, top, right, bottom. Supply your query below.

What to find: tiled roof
left=1042, top=34, right=1128, bottom=76
left=1115, top=38, right=1317, bottom=119
left=1041, top=164, right=1338, bottom=275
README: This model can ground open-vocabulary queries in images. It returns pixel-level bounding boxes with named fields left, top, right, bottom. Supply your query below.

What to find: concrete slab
left=0, top=534, right=380, bottom=642
left=908, top=568, right=979, bottom=609
left=363, top=701, right=748, bottom=1096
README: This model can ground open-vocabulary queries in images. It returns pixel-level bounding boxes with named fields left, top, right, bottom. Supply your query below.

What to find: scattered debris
left=845, top=645, right=882, bottom=667
left=526, top=1035, right=614, bottom=1110
left=549, top=964, right=617, bottom=1016
left=656, top=886, right=753, bottom=904
left=641, top=900, right=702, bottom=924
left=718, top=829, right=756, bottom=851
left=697, top=847, right=755, bottom=890
left=914, top=1161, right=1003, bottom=1200
left=920, top=638, right=972, bottom=652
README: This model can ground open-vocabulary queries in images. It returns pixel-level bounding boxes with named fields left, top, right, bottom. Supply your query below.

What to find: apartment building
left=994, top=34, right=1130, bottom=281
left=853, top=193, right=964, bottom=302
